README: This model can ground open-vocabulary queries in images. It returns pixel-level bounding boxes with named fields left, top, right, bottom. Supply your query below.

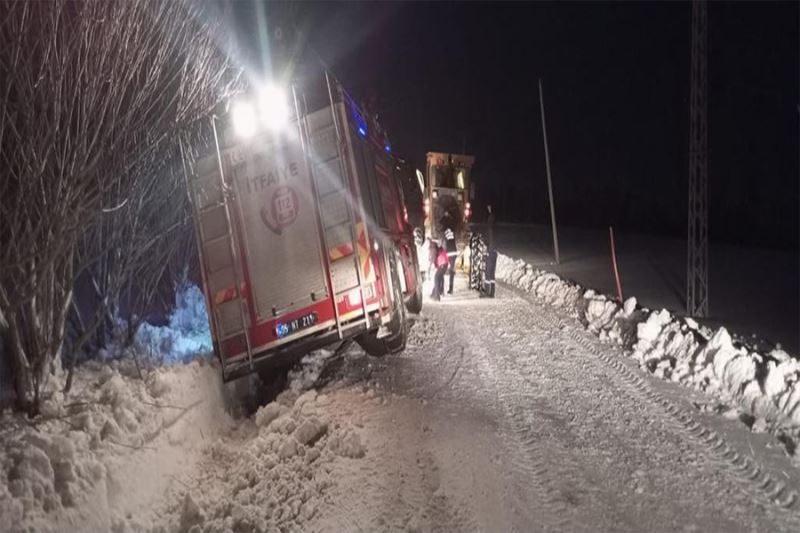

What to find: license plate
left=276, top=312, right=317, bottom=338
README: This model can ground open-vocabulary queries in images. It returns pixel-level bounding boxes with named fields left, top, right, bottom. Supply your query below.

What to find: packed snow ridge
left=495, top=253, right=800, bottom=444
left=156, top=388, right=366, bottom=533
left=0, top=356, right=227, bottom=532
left=0, top=285, right=370, bottom=532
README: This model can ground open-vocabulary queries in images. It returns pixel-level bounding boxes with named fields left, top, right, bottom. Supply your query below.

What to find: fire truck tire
left=355, top=330, right=388, bottom=357
left=256, top=363, right=291, bottom=390
left=356, top=254, right=408, bottom=356
left=405, top=242, right=424, bottom=314
left=384, top=264, right=408, bottom=353
left=406, top=270, right=423, bottom=314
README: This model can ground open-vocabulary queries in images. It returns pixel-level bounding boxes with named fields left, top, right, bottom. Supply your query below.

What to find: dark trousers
left=433, top=266, right=447, bottom=300
left=483, top=250, right=497, bottom=297
left=447, top=256, right=456, bottom=293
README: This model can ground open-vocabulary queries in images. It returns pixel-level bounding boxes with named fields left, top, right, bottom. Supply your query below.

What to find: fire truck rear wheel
left=355, top=330, right=387, bottom=357
left=404, top=241, right=423, bottom=315
left=256, top=362, right=292, bottom=390
left=356, top=255, right=408, bottom=356
left=406, top=268, right=423, bottom=314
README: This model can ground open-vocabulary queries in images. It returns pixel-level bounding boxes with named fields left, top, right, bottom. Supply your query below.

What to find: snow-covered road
left=6, top=275, right=800, bottom=532
left=278, top=276, right=797, bottom=532
left=150, top=275, right=800, bottom=532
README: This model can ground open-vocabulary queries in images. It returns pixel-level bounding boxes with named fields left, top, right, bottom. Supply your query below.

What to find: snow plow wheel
left=357, top=250, right=408, bottom=357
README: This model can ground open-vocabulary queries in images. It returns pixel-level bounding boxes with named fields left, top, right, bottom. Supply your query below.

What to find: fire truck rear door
left=305, top=106, right=370, bottom=315
left=226, top=132, right=328, bottom=320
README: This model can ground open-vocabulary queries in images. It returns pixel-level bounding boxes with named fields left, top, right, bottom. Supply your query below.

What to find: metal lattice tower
left=687, top=0, right=709, bottom=317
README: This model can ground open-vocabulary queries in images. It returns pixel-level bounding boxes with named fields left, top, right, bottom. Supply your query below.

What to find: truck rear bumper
left=219, top=316, right=372, bottom=382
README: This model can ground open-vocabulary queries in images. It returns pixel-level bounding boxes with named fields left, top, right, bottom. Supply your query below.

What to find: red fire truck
left=187, top=74, right=422, bottom=381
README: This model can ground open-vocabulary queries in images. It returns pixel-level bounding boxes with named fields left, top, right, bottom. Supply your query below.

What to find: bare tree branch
left=0, top=0, right=240, bottom=414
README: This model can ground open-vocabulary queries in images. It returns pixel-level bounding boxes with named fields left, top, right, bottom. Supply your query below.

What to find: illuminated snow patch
left=135, top=284, right=212, bottom=363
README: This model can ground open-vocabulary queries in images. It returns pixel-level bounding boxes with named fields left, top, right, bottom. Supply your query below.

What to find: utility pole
left=538, top=78, right=560, bottom=264
left=687, top=0, right=709, bottom=317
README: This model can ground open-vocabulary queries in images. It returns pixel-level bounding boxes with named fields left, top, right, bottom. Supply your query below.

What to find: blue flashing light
left=276, top=323, right=289, bottom=338
left=384, top=142, right=391, bottom=153
left=347, top=96, right=368, bottom=138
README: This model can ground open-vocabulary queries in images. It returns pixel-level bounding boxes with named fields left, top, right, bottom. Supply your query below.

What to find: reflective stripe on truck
left=355, top=222, right=375, bottom=284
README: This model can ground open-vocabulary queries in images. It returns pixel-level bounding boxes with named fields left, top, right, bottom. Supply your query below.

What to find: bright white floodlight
left=232, top=100, right=257, bottom=138
left=259, top=85, right=290, bottom=131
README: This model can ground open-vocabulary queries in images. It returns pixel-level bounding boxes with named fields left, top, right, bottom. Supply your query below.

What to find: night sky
left=229, top=1, right=798, bottom=249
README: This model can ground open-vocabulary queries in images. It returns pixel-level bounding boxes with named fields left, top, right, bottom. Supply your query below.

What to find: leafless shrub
left=0, top=0, right=239, bottom=414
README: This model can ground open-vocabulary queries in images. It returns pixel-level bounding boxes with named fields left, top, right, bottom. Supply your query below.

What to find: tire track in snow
left=566, top=325, right=800, bottom=509
left=508, top=283, right=800, bottom=520
left=437, top=296, right=589, bottom=533
left=470, top=300, right=658, bottom=532
left=482, top=362, right=580, bottom=533
left=424, top=346, right=464, bottom=401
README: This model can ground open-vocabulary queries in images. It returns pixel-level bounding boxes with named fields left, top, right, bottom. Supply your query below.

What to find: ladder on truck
left=184, top=124, right=253, bottom=378
left=292, top=73, right=372, bottom=339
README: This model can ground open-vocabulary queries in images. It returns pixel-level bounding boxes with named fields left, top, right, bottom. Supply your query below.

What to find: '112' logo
left=260, top=186, right=299, bottom=235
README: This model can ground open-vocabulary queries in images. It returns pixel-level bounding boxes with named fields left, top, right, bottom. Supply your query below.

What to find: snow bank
left=496, top=253, right=800, bottom=439
left=155, top=389, right=366, bottom=532
left=633, top=310, right=800, bottom=431
left=287, top=349, right=336, bottom=393
left=0, top=356, right=228, bottom=532
left=134, top=284, right=212, bottom=363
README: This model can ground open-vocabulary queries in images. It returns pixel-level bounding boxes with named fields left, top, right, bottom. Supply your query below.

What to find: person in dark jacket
left=428, top=239, right=439, bottom=297
left=482, top=204, right=497, bottom=298
left=441, top=212, right=458, bottom=294
left=486, top=204, right=496, bottom=252
left=482, top=248, right=497, bottom=298
left=432, top=243, right=448, bottom=301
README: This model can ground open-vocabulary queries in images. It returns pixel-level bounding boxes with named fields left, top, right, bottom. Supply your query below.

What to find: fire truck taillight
left=403, top=206, right=409, bottom=223
left=464, top=202, right=471, bottom=220
left=423, top=198, right=430, bottom=216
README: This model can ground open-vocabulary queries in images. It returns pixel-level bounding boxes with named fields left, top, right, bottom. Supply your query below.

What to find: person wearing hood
left=441, top=211, right=458, bottom=294
left=427, top=239, right=439, bottom=296
left=429, top=239, right=448, bottom=301
left=482, top=204, right=497, bottom=298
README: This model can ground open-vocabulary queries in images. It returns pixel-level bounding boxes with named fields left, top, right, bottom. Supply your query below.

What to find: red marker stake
left=609, top=226, right=624, bottom=303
